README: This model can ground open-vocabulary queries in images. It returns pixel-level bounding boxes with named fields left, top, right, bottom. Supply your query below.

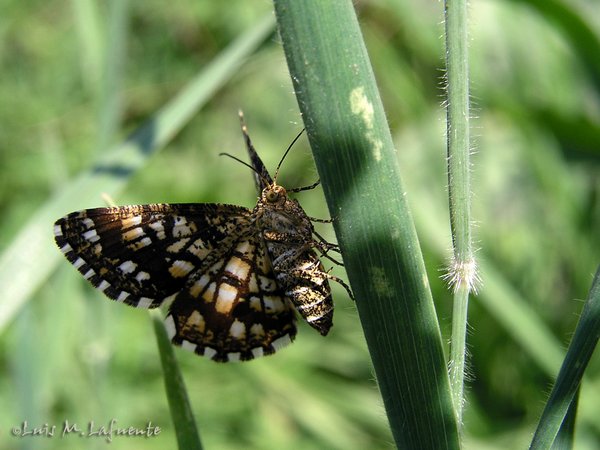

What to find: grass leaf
left=530, top=266, right=600, bottom=449
left=151, top=309, right=203, bottom=450
left=273, top=1, right=459, bottom=447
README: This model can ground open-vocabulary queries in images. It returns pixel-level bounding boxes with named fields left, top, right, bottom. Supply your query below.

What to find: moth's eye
left=266, top=190, right=279, bottom=202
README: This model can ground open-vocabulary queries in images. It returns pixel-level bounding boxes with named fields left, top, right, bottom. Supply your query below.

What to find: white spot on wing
left=190, top=273, right=211, bottom=298
left=135, top=271, right=150, bottom=283
left=172, top=216, right=197, bottom=237
left=121, top=215, right=142, bottom=228
left=60, top=243, right=73, bottom=254
left=186, top=311, right=205, bottom=332
left=215, top=284, right=237, bottom=313
left=123, top=227, right=145, bottom=241
left=224, top=256, right=250, bottom=280
left=53, top=223, right=63, bottom=237
left=272, top=335, right=292, bottom=351
left=136, top=297, right=153, bottom=308
left=227, top=352, right=241, bottom=362
left=164, top=315, right=176, bottom=339
left=82, top=218, right=95, bottom=229
left=169, top=260, right=195, bottom=278
left=166, top=237, right=191, bottom=254
left=235, top=240, right=254, bottom=255
left=229, top=319, right=246, bottom=339
left=202, top=282, right=217, bottom=302
left=139, top=237, right=152, bottom=248
left=204, top=347, right=217, bottom=359
left=259, top=276, right=276, bottom=292
left=250, top=323, right=265, bottom=337
left=82, top=229, right=100, bottom=242
left=248, top=275, right=259, bottom=293
left=149, top=221, right=166, bottom=240
left=83, top=269, right=95, bottom=280
left=187, top=238, right=211, bottom=259
left=249, top=296, right=262, bottom=312
left=97, top=280, right=110, bottom=292
left=118, top=260, right=137, bottom=274
left=127, top=237, right=152, bottom=250
left=263, top=295, right=285, bottom=313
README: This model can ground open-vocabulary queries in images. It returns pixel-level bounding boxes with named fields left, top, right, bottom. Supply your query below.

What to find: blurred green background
left=1, top=0, right=599, bottom=449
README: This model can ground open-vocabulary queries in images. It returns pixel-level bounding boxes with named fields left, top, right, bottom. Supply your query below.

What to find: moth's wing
left=166, top=233, right=297, bottom=362
left=239, top=112, right=273, bottom=192
left=54, top=203, right=251, bottom=309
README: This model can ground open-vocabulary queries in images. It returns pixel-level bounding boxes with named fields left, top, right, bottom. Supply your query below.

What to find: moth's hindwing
left=165, top=235, right=297, bottom=362
left=54, top=203, right=297, bottom=362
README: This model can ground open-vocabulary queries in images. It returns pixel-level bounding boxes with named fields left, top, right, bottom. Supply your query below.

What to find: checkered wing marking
left=165, top=233, right=297, bottom=362
left=53, top=203, right=252, bottom=309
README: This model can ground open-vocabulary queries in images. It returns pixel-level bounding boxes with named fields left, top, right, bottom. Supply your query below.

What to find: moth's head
left=262, top=184, right=287, bottom=206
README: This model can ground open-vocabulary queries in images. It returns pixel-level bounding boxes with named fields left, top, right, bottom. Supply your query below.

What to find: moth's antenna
left=219, top=152, right=261, bottom=176
left=273, top=127, right=305, bottom=183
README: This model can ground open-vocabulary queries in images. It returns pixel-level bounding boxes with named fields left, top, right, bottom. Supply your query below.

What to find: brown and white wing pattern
left=165, top=233, right=297, bottom=362
left=54, top=203, right=297, bottom=362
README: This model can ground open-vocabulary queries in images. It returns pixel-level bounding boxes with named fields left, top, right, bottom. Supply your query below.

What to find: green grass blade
left=95, top=0, right=129, bottom=150
left=529, top=266, right=600, bottom=449
left=70, top=0, right=103, bottom=92
left=273, top=1, right=459, bottom=448
left=551, top=388, right=578, bottom=450
left=0, top=14, right=275, bottom=333
left=151, top=309, right=202, bottom=450
left=444, top=0, right=475, bottom=426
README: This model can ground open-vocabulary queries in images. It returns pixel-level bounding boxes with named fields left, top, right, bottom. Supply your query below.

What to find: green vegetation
left=0, top=1, right=599, bottom=449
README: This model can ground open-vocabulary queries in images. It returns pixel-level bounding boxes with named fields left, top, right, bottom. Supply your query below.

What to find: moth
left=54, top=112, right=351, bottom=362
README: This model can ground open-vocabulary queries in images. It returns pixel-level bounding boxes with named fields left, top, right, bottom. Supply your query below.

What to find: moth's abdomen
left=288, top=284, right=333, bottom=336
left=275, top=255, right=334, bottom=336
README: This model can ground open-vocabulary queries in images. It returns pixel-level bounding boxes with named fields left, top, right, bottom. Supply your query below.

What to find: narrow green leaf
left=70, top=0, right=104, bottom=92
left=151, top=310, right=202, bottom=450
left=551, top=388, right=578, bottom=450
left=273, top=1, right=459, bottom=448
left=530, top=266, right=600, bottom=449
left=95, top=0, right=129, bottom=150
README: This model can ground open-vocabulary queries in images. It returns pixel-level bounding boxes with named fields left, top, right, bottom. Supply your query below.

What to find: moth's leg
left=289, top=180, right=320, bottom=193
left=309, top=216, right=334, bottom=224
left=311, top=231, right=345, bottom=267
left=326, top=272, right=354, bottom=300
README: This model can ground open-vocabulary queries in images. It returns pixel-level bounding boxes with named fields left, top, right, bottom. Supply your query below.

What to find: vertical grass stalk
left=444, top=0, right=476, bottom=426
left=273, top=1, right=459, bottom=448
left=151, top=310, right=203, bottom=450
